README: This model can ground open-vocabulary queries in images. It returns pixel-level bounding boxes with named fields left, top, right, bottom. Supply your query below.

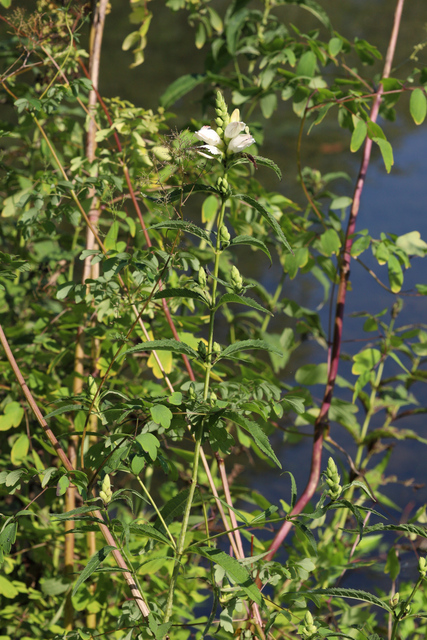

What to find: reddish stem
left=266, top=0, right=406, bottom=561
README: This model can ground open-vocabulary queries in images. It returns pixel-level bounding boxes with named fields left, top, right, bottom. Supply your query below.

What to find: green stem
left=260, top=278, right=284, bottom=333
left=163, top=190, right=227, bottom=623
left=134, top=475, right=176, bottom=550
left=390, top=578, right=423, bottom=640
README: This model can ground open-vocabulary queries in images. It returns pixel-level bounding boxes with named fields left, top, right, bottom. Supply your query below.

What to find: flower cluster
left=195, top=92, right=255, bottom=160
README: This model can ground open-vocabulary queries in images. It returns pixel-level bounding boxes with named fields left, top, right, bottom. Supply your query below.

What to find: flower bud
left=325, top=457, right=342, bottom=500
left=212, top=342, right=221, bottom=355
left=100, top=474, right=113, bottom=506
left=198, top=340, right=207, bottom=360
left=419, top=556, right=427, bottom=578
left=390, top=593, right=400, bottom=608
left=210, top=391, right=217, bottom=407
left=198, top=267, right=207, bottom=288
left=215, top=117, right=223, bottom=127
left=220, top=225, right=231, bottom=248
left=230, top=265, right=243, bottom=292
left=188, top=383, right=196, bottom=400
left=301, top=611, right=318, bottom=638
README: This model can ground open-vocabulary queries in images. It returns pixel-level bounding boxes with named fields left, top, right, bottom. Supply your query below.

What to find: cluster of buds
left=230, top=265, right=244, bottom=294
left=195, top=92, right=255, bottom=160
left=419, top=556, right=427, bottom=578
left=300, top=611, right=318, bottom=639
left=99, top=474, right=113, bottom=506
left=216, top=175, right=230, bottom=196
left=325, top=457, right=342, bottom=501
left=219, top=225, right=231, bottom=248
left=198, top=340, right=207, bottom=361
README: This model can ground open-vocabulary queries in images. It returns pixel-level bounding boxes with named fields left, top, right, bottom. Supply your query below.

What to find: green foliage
left=0, top=1, right=427, bottom=639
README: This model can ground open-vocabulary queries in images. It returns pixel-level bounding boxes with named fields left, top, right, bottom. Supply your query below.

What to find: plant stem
left=163, top=192, right=227, bottom=623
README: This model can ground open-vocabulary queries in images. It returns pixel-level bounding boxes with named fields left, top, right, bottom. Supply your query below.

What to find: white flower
left=227, top=133, right=255, bottom=154
left=224, top=121, right=246, bottom=139
left=197, top=144, right=223, bottom=159
left=195, top=126, right=222, bottom=147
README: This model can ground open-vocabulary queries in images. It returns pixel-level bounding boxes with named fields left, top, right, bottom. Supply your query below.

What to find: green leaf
left=123, top=339, right=199, bottom=360
left=11, top=434, right=29, bottom=465
left=163, top=183, right=219, bottom=203
left=385, top=547, right=400, bottom=581
left=293, top=588, right=392, bottom=612
left=72, top=546, right=116, bottom=596
left=0, top=402, right=24, bottom=431
left=155, top=488, right=191, bottom=530
left=44, top=404, right=86, bottom=420
left=350, top=120, right=367, bottom=153
left=396, top=231, right=427, bottom=257
left=295, top=362, right=328, bottom=385
left=0, top=523, right=17, bottom=556
left=129, top=523, right=173, bottom=546
left=148, top=219, right=212, bottom=245
left=260, top=93, right=277, bottom=119
left=56, top=475, right=69, bottom=497
left=225, top=411, right=281, bottom=468
left=220, top=339, right=283, bottom=361
left=215, top=293, right=272, bottom=315
left=0, top=575, right=19, bottom=599
left=387, top=254, right=403, bottom=292
left=410, top=88, right=427, bottom=125
left=328, top=37, right=343, bottom=57
left=373, top=137, right=394, bottom=173
left=229, top=235, right=272, bottom=264
left=352, top=348, right=382, bottom=375
left=153, top=288, right=208, bottom=305
left=104, top=220, right=119, bottom=251
left=361, top=523, right=427, bottom=539
left=296, top=51, right=317, bottom=78
left=233, top=194, right=293, bottom=254
left=193, top=546, right=261, bottom=604
left=136, top=432, right=161, bottom=459
left=54, top=506, right=101, bottom=521
left=150, top=405, right=173, bottom=429
left=252, top=155, right=282, bottom=180
left=290, top=0, right=332, bottom=29
left=320, top=228, right=341, bottom=255
left=159, top=73, right=205, bottom=108
left=330, top=196, right=352, bottom=210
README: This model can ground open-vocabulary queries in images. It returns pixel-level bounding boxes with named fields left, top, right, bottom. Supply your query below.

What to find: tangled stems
left=163, top=181, right=228, bottom=624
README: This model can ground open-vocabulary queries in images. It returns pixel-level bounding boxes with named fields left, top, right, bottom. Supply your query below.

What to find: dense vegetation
left=1, top=1, right=427, bottom=639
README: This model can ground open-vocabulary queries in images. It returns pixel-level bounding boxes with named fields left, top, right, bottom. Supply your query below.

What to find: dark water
left=99, top=2, right=427, bottom=525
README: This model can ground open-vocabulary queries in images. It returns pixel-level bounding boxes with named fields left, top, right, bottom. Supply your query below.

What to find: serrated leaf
left=129, top=523, right=173, bottom=546
left=220, top=339, right=283, bottom=361
left=229, top=235, right=272, bottom=263
left=215, top=293, right=272, bottom=315
left=234, top=194, right=293, bottom=254
left=54, top=506, right=100, bottom=521
left=252, top=155, right=282, bottom=179
left=123, top=339, right=199, bottom=360
left=155, top=488, right=191, bottom=531
left=361, top=523, right=427, bottom=538
left=159, top=73, right=205, bottom=108
left=148, top=219, right=212, bottom=245
left=225, top=411, right=281, bottom=468
left=294, top=588, right=392, bottom=612
left=193, top=546, right=261, bottom=604
left=44, top=404, right=86, bottom=420
left=410, top=88, right=427, bottom=125
left=72, top=545, right=116, bottom=596
left=153, top=288, right=208, bottom=305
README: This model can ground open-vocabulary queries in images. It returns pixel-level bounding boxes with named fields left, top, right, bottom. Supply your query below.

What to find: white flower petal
left=227, top=133, right=255, bottom=154
left=195, top=126, right=222, bottom=146
left=224, top=121, right=246, bottom=139
left=197, top=144, right=223, bottom=159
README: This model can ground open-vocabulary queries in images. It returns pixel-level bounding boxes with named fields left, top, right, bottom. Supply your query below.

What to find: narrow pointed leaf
left=154, top=488, right=191, bottom=531
left=129, top=523, right=173, bottom=547
left=293, top=588, right=392, bottom=612
left=373, top=137, right=394, bottom=173
left=215, top=293, right=272, bottom=315
left=123, top=339, right=199, bottom=360
left=149, top=219, right=212, bottom=245
left=234, top=194, right=293, bottom=254
left=164, top=183, right=219, bottom=203
left=194, top=546, right=261, bottom=604
left=225, top=411, right=281, bottom=468
left=72, top=545, right=116, bottom=595
left=153, top=288, right=208, bottom=305
left=159, top=73, right=205, bottom=108
left=220, top=339, right=283, bottom=360
left=229, top=235, right=272, bottom=264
